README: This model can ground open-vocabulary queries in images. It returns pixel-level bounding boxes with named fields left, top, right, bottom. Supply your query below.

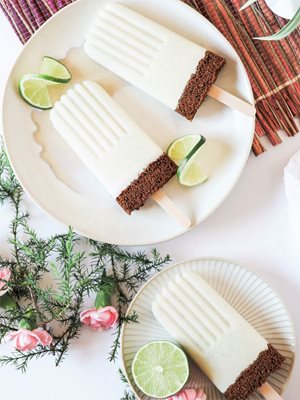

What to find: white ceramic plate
left=121, top=258, right=296, bottom=399
left=2, top=0, right=255, bottom=246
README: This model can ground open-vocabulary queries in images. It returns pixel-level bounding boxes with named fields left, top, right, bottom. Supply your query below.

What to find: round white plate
left=121, top=258, right=296, bottom=399
left=2, top=0, right=255, bottom=246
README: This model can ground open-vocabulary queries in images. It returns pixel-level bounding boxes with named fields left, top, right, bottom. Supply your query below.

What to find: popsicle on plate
left=84, top=3, right=226, bottom=121
left=50, top=81, right=177, bottom=215
left=152, top=273, right=285, bottom=400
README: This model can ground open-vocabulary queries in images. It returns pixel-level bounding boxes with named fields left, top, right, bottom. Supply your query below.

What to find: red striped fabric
left=0, top=0, right=299, bottom=155
left=184, top=0, right=300, bottom=154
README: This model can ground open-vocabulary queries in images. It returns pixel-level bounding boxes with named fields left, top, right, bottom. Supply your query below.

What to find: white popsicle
left=50, top=80, right=162, bottom=198
left=84, top=3, right=255, bottom=119
left=152, top=273, right=284, bottom=400
left=50, top=81, right=191, bottom=226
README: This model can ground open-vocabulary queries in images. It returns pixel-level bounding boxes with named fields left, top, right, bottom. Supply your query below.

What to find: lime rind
left=167, top=134, right=208, bottom=187
left=178, top=151, right=208, bottom=187
left=132, top=340, right=189, bottom=398
left=177, top=141, right=208, bottom=187
left=41, top=56, right=72, bottom=83
left=167, top=134, right=206, bottom=166
left=20, top=73, right=61, bottom=86
left=179, top=135, right=206, bottom=166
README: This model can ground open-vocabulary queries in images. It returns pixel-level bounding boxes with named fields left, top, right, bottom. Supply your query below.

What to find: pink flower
left=5, top=329, right=53, bottom=352
left=80, top=306, right=119, bottom=331
left=167, top=389, right=207, bottom=400
left=0, top=268, right=11, bottom=296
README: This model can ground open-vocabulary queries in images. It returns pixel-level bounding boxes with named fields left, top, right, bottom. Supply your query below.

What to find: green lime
left=177, top=143, right=208, bottom=187
left=178, top=159, right=208, bottom=187
left=167, top=134, right=206, bottom=166
left=18, top=75, right=54, bottom=110
left=40, top=56, right=72, bottom=83
left=132, top=341, right=189, bottom=398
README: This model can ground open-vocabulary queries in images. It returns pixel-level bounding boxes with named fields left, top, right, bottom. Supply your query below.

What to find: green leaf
left=239, top=0, right=257, bottom=11
left=19, top=310, right=37, bottom=330
left=0, top=293, right=17, bottom=310
left=95, top=290, right=111, bottom=309
left=255, top=8, right=300, bottom=41
left=19, top=319, right=36, bottom=330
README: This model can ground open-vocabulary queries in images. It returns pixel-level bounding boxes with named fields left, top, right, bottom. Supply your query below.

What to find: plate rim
left=1, top=0, right=256, bottom=246
left=120, top=256, right=297, bottom=398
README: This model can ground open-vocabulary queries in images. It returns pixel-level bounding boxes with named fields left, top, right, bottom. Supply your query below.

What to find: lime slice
left=167, top=135, right=208, bottom=187
left=167, top=134, right=206, bottom=166
left=177, top=144, right=208, bottom=187
left=19, top=75, right=53, bottom=110
left=40, top=56, right=72, bottom=83
left=132, top=341, right=189, bottom=398
left=178, top=158, right=208, bottom=187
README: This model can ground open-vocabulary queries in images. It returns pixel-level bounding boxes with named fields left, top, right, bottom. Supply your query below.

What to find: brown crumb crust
left=224, top=344, right=285, bottom=400
left=116, top=154, right=177, bottom=214
left=176, top=51, right=226, bottom=121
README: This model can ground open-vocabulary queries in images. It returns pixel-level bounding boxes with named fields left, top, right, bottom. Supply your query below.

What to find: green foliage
left=119, top=369, right=137, bottom=400
left=120, top=392, right=137, bottom=400
left=0, top=143, right=170, bottom=385
left=255, top=8, right=300, bottom=41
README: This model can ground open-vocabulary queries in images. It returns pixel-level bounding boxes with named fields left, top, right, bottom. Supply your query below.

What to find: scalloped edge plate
left=121, top=257, right=296, bottom=399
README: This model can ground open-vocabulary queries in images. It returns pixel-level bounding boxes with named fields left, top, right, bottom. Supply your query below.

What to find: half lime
left=132, top=341, right=189, bottom=398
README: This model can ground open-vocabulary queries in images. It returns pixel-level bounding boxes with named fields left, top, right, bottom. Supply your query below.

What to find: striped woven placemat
left=1, top=0, right=299, bottom=155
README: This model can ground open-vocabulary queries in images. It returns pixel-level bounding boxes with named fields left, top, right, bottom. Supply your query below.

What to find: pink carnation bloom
left=5, top=328, right=53, bottom=352
left=0, top=268, right=11, bottom=296
left=167, top=389, right=207, bottom=400
left=80, top=306, right=119, bottom=331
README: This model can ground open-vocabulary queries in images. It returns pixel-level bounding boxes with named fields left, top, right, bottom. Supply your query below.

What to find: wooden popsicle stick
left=152, top=189, right=191, bottom=228
left=258, top=383, right=284, bottom=400
left=208, top=85, right=256, bottom=117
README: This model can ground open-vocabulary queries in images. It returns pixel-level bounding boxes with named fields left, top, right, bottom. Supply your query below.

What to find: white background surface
left=0, top=9, right=299, bottom=400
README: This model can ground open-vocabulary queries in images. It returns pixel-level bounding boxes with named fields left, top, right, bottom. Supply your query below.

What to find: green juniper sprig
left=119, top=369, right=137, bottom=400
left=0, top=143, right=170, bottom=384
left=121, top=390, right=138, bottom=400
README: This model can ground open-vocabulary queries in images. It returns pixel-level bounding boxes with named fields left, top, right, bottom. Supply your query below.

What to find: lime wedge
left=132, top=341, right=189, bottom=398
left=19, top=75, right=53, bottom=110
left=167, top=134, right=208, bottom=187
left=178, top=157, right=208, bottom=187
left=40, top=56, right=72, bottom=83
left=178, top=144, right=208, bottom=187
left=167, top=134, right=206, bottom=166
